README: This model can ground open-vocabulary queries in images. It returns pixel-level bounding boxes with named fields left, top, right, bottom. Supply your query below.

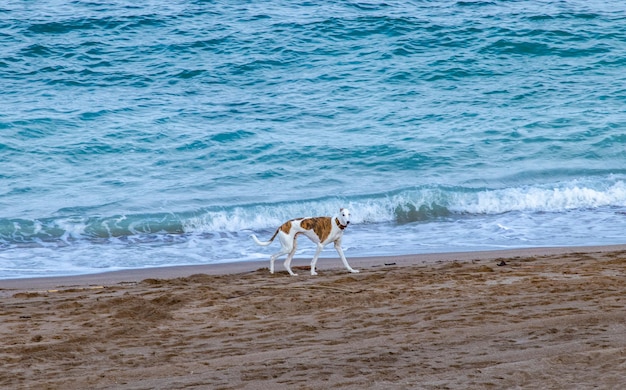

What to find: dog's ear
left=340, top=208, right=344, bottom=212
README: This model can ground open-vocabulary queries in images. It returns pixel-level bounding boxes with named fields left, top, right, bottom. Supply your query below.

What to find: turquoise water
left=2, top=1, right=626, bottom=278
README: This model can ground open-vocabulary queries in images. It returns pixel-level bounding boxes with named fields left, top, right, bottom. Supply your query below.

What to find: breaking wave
left=2, top=177, right=625, bottom=249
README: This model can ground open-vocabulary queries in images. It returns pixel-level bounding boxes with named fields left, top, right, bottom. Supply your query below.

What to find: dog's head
left=338, top=208, right=351, bottom=227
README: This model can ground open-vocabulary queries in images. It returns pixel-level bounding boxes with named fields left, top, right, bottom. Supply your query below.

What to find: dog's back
left=293, top=216, right=334, bottom=243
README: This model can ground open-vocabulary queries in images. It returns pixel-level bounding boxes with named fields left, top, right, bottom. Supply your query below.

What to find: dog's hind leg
left=270, top=250, right=284, bottom=274
left=269, top=250, right=287, bottom=274
left=271, top=233, right=298, bottom=276
left=283, top=237, right=298, bottom=276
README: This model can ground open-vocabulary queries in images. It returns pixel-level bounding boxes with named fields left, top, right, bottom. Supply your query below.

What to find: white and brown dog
left=251, top=208, right=359, bottom=276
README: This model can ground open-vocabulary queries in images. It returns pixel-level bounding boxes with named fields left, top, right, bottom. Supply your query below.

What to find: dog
left=251, top=208, right=359, bottom=276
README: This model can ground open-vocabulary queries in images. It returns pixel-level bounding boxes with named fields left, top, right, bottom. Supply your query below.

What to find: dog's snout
left=346, top=221, right=350, bottom=225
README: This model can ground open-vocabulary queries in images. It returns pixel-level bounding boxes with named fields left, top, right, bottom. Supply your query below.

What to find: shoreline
left=2, top=243, right=626, bottom=291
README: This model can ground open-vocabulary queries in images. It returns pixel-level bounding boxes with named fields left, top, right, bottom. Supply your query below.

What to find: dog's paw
left=350, top=269, right=360, bottom=273
left=311, top=271, right=318, bottom=276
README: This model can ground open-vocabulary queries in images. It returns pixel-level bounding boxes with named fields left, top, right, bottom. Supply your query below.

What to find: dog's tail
left=251, top=229, right=279, bottom=246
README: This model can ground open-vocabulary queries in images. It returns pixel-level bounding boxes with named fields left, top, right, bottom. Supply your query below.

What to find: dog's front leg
left=334, top=240, right=359, bottom=273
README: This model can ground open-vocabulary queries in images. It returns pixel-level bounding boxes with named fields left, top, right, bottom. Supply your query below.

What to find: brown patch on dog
left=300, top=217, right=332, bottom=242
left=280, top=220, right=292, bottom=234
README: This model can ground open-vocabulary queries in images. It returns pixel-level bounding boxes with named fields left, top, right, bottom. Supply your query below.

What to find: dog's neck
left=335, top=217, right=348, bottom=230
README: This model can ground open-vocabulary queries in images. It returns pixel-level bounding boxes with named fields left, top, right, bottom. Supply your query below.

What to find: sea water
left=1, top=1, right=626, bottom=278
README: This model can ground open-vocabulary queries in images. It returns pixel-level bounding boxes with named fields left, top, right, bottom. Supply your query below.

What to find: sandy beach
left=1, top=245, right=625, bottom=389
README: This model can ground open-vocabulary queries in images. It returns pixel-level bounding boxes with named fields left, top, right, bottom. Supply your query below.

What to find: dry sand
left=1, top=246, right=625, bottom=389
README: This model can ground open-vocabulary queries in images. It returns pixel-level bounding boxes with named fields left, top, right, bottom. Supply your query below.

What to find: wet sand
left=1, top=246, right=625, bottom=389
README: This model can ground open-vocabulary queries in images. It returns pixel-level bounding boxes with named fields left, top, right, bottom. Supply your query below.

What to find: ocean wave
left=352, top=178, right=626, bottom=224
left=2, top=177, right=625, bottom=248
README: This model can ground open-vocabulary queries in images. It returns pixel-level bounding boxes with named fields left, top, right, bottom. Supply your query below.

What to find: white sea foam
left=176, top=178, right=626, bottom=233
left=461, top=181, right=626, bottom=214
